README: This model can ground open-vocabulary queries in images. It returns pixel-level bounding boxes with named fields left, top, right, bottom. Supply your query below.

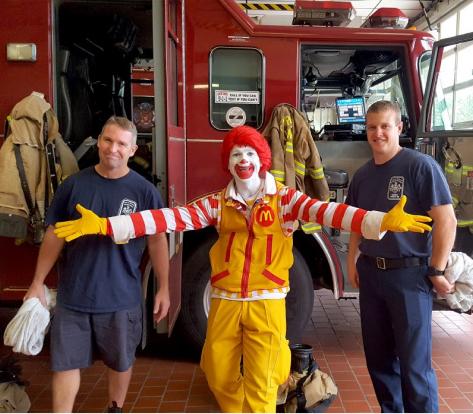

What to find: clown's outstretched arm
left=54, top=193, right=220, bottom=243
left=282, top=189, right=431, bottom=240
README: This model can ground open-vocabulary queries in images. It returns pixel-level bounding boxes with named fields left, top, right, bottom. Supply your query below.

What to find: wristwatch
left=427, top=266, right=445, bottom=277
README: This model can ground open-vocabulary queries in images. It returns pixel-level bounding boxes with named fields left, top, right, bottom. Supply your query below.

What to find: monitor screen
left=336, top=97, right=366, bottom=124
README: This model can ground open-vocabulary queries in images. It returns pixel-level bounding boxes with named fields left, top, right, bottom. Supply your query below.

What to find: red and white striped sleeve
left=106, top=193, right=220, bottom=243
left=279, top=187, right=386, bottom=240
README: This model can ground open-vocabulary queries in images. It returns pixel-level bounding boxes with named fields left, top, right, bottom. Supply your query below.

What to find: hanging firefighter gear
left=443, top=138, right=473, bottom=229
left=0, top=92, right=78, bottom=242
left=262, top=103, right=329, bottom=200
left=277, top=344, right=338, bottom=413
left=262, top=103, right=329, bottom=233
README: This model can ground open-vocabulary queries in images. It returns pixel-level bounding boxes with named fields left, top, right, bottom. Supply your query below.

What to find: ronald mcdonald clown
left=54, top=126, right=432, bottom=413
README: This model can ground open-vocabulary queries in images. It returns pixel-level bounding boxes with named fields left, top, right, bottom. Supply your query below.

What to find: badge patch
left=387, top=176, right=404, bottom=200
left=256, top=205, right=275, bottom=227
left=118, top=199, right=137, bottom=215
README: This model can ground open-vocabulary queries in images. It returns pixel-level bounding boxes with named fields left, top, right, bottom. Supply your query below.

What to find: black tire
left=176, top=241, right=315, bottom=353
left=143, top=271, right=160, bottom=348
left=286, top=248, right=315, bottom=345
left=176, top=236, right=215, bottom=353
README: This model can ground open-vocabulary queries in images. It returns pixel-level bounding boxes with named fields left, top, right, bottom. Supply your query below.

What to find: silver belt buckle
left=376, top=257, right=386, bottom=270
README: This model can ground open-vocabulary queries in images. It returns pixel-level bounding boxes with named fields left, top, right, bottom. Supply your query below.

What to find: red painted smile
left=235, top=164, right=255, bottom=179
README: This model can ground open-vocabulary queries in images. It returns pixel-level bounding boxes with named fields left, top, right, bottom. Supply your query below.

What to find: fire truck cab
left=1, top=0, right=471, bottom=350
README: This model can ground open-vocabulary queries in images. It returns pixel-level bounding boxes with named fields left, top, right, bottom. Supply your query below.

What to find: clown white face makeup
left=229, top=146, right=261, bottom=180
left=228, top=145, right=262, bottom=199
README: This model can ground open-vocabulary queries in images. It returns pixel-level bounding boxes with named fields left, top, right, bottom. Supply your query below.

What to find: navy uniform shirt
left=46, top=167, right=164, bottom=312
left=346, top=148, right=452, bottom=258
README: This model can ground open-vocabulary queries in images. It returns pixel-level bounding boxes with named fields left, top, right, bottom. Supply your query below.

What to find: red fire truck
left=1, top=0, right=471, bottom=350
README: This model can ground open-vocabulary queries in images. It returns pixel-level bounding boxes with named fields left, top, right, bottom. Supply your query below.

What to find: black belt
left=361, top=254, right=428, bottom=270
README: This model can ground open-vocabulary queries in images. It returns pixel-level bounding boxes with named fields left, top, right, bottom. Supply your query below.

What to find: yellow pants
left=200, top=298, right=291, bottom=413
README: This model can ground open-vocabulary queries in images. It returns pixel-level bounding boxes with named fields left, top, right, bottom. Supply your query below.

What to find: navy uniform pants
left=357, top=255, right=439, bottom=413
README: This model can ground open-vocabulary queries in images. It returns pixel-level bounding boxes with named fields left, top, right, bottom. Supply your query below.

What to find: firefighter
left=346, top=101, right=456, bottom=412
left=53, top=125, right=432, bottom=413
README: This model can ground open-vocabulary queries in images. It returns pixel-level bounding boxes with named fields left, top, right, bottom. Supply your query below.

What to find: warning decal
left=215, top=90, right=260, bottom=104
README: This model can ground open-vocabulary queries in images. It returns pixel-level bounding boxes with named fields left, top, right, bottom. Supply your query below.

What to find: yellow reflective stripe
left=294, top=160, right=305, bottom=176
left=270, top=169, right=285, bottom=182
left=301, top=223, right=321, bottom=233
left=294, top=160, right=305, bottom=169
left=285, top=141, right=294, bottom=153
left=457, top=219, right=473, bottom=227
left=462, top=165, right=473, bottom=175
left=311, top=173, right=325, bottom=180
left=445, top=161, right=459, bottom=170
left=283, top=116, right=293, bottom=144
left=452, top=196, right=459, bottom=206
left=270, top=169, right=285, bottom=176
left=309, top=167, right=324, bottom=180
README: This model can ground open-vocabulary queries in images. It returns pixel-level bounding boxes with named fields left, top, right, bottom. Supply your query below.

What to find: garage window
left=430, top=1, right=473, bottom=129
left=210, top=47, right=264, bottom=130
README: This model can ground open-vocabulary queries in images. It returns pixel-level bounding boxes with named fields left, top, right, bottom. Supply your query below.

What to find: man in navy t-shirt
left=346, top=101, right=457, bottom=413
left=24, top=116, right=169, bottom=413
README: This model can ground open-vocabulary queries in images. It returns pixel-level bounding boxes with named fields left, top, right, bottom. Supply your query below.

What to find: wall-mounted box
left=6, top=43, right=37, bottom=61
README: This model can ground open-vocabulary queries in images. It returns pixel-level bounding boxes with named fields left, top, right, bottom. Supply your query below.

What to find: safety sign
left=215, top=90, right=260, bottom=104
left=225, top=107, right=247, bottom=127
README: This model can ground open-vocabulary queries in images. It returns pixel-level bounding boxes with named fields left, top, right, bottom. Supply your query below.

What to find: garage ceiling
left=236, top=0, right=438, bottom=27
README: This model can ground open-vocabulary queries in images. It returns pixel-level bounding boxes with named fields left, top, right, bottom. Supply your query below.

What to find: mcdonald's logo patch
left=256, top=205, right=275, bottom=227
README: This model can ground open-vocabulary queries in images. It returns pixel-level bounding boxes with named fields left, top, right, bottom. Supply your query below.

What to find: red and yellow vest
left=209, top=186, right=293, bottom=299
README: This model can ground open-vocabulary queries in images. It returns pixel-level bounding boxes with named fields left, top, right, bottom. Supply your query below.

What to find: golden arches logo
left=256, top=205, right=275, bottom=227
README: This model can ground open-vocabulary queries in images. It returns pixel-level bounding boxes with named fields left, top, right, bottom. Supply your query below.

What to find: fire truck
left=1, top=0, right=471, bottom=350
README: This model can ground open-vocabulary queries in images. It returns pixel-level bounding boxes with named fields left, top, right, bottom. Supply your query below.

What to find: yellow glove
left=381, top=195, right=432, bottom=233
left=54, top=204, right=108, bottom=242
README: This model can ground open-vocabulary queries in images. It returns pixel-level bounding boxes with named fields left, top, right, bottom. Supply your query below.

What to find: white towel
left=3, top=285, right=56, bottom=356
left=443, top=252, right=473, bottom=313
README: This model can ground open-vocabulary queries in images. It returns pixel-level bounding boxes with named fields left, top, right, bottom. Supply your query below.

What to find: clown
left=54, top=126, right=432, bottom=413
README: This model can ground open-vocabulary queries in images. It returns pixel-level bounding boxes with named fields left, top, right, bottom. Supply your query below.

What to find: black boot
left=107, top=401, right=123, bottom=413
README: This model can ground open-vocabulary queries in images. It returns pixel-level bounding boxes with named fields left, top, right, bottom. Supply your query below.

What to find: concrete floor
left=1, top=289, right=473, bottom=413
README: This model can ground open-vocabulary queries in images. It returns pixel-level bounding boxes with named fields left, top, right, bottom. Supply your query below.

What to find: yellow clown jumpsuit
left=200, top=187, right=292, bottom=413
left=106, top=174, right=382, bottom=412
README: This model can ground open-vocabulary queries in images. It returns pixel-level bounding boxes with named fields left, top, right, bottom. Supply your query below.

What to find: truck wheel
left=176, top=237, right=214, bottom=353
left=177, top=241, right=314, bottom=352
left=286, top=248, right=315, bottom=345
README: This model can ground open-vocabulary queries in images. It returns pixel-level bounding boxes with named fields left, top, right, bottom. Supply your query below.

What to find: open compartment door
left=417, top=31, right=473, bottom=256
left=153, top=0, right=186, bottom=334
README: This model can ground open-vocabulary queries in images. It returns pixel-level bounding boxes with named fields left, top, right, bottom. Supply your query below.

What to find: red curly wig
left=221, top=126, right=271, bottom=176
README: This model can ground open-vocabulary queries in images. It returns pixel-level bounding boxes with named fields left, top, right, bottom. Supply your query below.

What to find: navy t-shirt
left=346, top=148, right=452, bottom=258
left=46, top=167, right=164, bottom=312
